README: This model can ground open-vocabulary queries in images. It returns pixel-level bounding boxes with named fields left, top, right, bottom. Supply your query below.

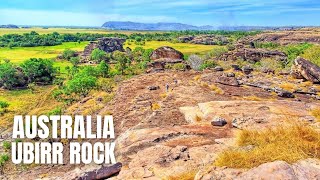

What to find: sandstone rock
left=147, top=46, right=187, bottom=73
left=214, top=66, right=224, bottom=72
left=226, top=72, right=235, bottom=77
left=242, top=66, right=253, bottom=75
left=218, top=48, right=287, bottom=62
left=237, top=159, right=320, bottom=180
left=150, top=46, right=184, bottom=61
left=216, top=76, right=240, bottom=86
left=273, top=87, right=295, bottom=98
left=148, top=86, right=160, bottom=91
left=211, top=117, right=227, bottom=127
left=231, top=64, right=242, bottom=71
left=291, top=57, right=320, bottom=83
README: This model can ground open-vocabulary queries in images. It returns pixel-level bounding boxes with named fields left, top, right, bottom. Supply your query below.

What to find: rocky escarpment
left=218, top=47, right=287, bottom=62
left=240, top=29, right=320, bottom=45
left=81, top=37, right=126, bottom=62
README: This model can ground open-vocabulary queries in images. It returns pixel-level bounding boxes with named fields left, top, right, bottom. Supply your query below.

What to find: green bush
left=0, top=61, right=26, bottom=89
left=2, top=141, right=11, bottom=151
left=282, top=43, right=313, bottom=67
left=302, top=45, right=320, bottom=66
left=21, top=58, right=56, bottom=84
left=0, top=154, right=9, bottom=167
left=65, top=72, right=97, bottom=96
left=200, top=60, right=217, bottom=70
left=90, top=48, right=107, bottom=62
left=62, top=49, right=76, bottom=60
left=0, top=101, right=9, bottom=109
left=172, top=63, right=186, bottom=70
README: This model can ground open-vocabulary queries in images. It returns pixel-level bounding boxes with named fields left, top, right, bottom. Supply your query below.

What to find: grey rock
left=211, top=117, right=227, bottom=127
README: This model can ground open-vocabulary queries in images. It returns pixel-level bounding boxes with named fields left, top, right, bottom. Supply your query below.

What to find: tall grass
left=215, top=124, right=320, bottom=168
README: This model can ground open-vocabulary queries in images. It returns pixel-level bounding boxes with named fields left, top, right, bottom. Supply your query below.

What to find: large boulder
left=291, top=57, right=320, bottom=83
left=147, top=46, right=187, bottom=73
left=150, top=46, right=184, bottom=61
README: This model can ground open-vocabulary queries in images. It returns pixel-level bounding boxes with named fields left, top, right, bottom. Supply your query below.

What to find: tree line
left=0, top=30, right=260, bottom=48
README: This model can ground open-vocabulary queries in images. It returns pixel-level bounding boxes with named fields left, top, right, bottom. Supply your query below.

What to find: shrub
left=2, top=141, right=11, bottom=151
left=90, top=48, right=107, bottom=62
left=200, top=60, right=217, bottom=70
left=282, top=43, right=312, bottom=67
left=113, top=51, right=130, bottom=75
left=70, top=57, right=80, bottom=66
left=97, top=61, right=110, bottom=78
left=97, top=78, right=114, bottom=93
left=0, top=61, right=26, bottom=89
left=21, top=58, right=56, bottom=84
left=0, top=154, right=9, bottom=167
left=65, top=72, right=97, bottom=96
left=47, top=107, right=63, bottom=116
left=187, top=54, right=204, bottom=71
left=302, top=45, right=320, bottom=66
left=206, top=47, right=227, bottom=59
left=62, top=49, right=76, bottom=60
left=257, top=58, right=284, bottom=72
left=172, top=63, right=186, bottom=71
left=215, top=124, right=320, bottom=168
left=0, top=101, right=9, bottom=109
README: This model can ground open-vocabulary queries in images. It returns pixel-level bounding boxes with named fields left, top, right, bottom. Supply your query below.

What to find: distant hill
left=0, top=24, right=19, bottom=28
left=102, top=21, right=216, bottom=31
left=102, top=21, right=306, bottom=31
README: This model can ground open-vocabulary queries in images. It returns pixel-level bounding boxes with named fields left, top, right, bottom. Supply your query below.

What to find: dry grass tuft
left=215, top=124, right=320, bottom=168
left=311, top=108, right=320, bottom=122
left=151, top=103, right=161, bottom=111
left=279, top=82, right=297, bottom=92
left=209, top=84, right=224, bottom=95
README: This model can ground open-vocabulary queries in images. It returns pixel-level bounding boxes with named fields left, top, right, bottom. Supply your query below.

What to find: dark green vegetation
left=0, top=30, right=260, bottom=48
left=0, top=58, right=55, bottom=89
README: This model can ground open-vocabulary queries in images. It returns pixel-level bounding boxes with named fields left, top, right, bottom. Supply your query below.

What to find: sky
left=0, top=0, right=320, bottom=27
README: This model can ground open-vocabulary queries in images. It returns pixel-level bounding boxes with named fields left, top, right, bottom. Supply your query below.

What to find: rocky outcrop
left=291, top=57, right=320, bottom=83
left=147, top=46, right=187, bottom=72
left=218, top=48, right=287, bottom=63
left=178, top=35, right=228, bottom=45
left=150, top=46, right=184, bottom=61
left=81, top=37, right=125, bottom=62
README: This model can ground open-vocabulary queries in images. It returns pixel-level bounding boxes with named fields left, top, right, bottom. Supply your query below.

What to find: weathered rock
left=291, top=57, right=320, bottom=83
left=216, top=76, right=240, bottom=86
left=81, top=38, right=125, bottom=62
left=150, top=46, right=184, bottom=61
left=218, top=48, right=287, bottom=62
left=274, top=87, right=295, bottom=98
left=211, top=117, right=227, bottom=127
left=261, top=68, right=275, bottom=74
left=195, top=159, right=320, bottom=180
left=231, top=64, right=242, bottom=71
left=226, top=72, right=235, bottom=77
left=242, top=66, right=253, bottom=75
left=147, top=46, right=188, bottom=73
left=147, top=86, right=160, bottom=91
left=214, top=66, right=224, bottom=72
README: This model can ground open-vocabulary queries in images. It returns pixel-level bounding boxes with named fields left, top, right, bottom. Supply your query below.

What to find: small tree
left=188, top=54, right=204, bottom=71
left=70, top=57, right=80, bottom=67
left=90, top=48, right=107, bottom=62
left=62, top=49, right=76, bottom=60
left=98, top=61, right=110, bottom=78
left=0, top=61, right=22, bottom=89
left=66, top=72, right=97, bottom=97
left=21, top=58, right=56, bottom=84
left=113, top=51, right=130, bottom=75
